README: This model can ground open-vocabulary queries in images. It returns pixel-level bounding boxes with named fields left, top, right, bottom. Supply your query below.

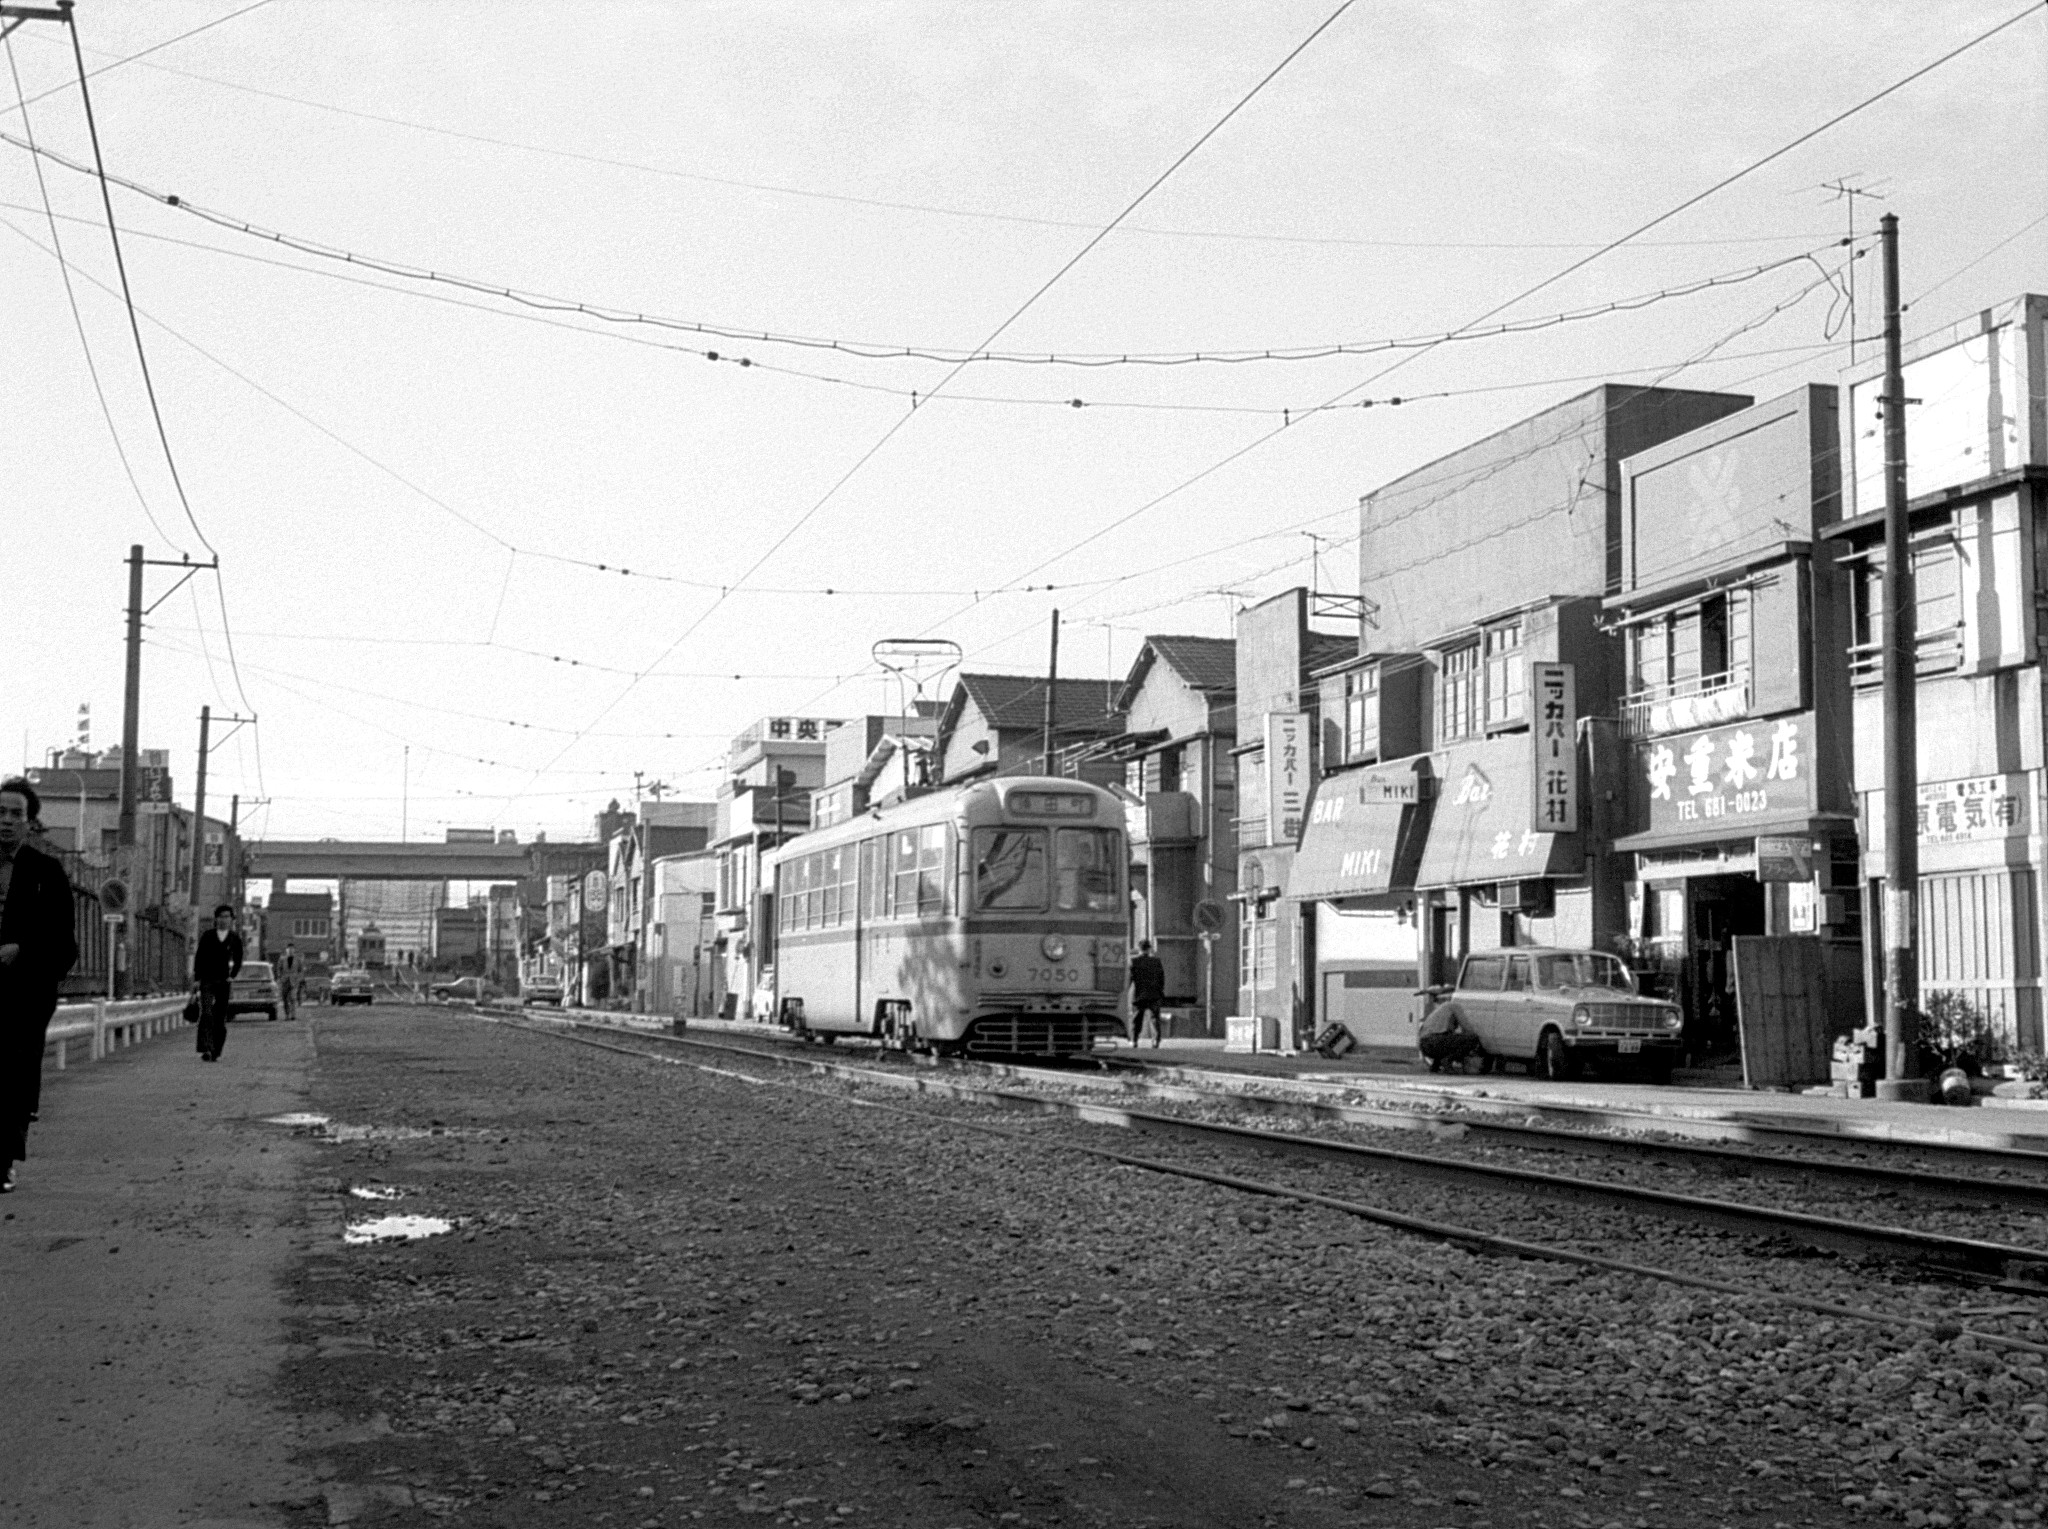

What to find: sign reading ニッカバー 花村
left=1530, top=662, right=1576, bottom=832
left=1632, top=712, right=1816, bottom=838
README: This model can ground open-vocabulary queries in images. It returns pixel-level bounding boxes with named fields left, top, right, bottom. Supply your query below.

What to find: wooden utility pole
left=118, top=544, right=142, bottom=849
left=1878, top=212, right=1922, bottom=1093
left=1041, top=609, right=1061, bottom=776
left=189, top=706, right=210, bottom=919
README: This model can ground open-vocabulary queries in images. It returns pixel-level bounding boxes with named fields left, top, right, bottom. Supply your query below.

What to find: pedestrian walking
left=1129, top=939, right=1166, bottom=1048
left=0, top=778, right=80, bottom=1193
left=192, top=904, right=243, bottom=1062
left=277, top=942, right=301, bottom=1021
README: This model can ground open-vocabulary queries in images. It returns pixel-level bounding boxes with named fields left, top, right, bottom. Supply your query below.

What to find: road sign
left=138, top=766, right=173, bottom=816
left=1192, top=898, right=1226, bottom=935
left=102, top=912, right=125, bottom=926
left=98, top=877, right=129, bottom=914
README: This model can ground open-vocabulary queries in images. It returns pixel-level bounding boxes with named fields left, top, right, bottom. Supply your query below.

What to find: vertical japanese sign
left=1531, top=662, right=1577, bottom=833
left=1264, top=712, right=1309, bottom=847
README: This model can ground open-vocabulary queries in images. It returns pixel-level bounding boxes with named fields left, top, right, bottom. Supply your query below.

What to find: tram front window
left=1055, top=829, right=1120, bottom=911
left=974, top=828, right=1047, bottom=910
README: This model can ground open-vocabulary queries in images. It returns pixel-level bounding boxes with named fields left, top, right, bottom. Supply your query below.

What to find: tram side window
left=890, top=830, right=920, bottom=915
left=917, top=825, right=947, bottom=913
left=821, top=846, right=842, bottom=926
left=860, top=837, right=885, bottom=919
left=974, top=828, right=1048, bottom=910
left=1054, top=828, right=1120, bottom=912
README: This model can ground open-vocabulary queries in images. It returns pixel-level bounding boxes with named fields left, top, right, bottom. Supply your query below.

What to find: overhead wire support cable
left=495, top=0, right=1368, bottom=815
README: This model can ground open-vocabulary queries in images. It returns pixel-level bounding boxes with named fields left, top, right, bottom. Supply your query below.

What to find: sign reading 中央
left=1530, top=662, right=1577, bottom=833
left=1917, top=775, right=2027, bottom=844
left=1637, top=712, right=1815, bottom=835
left=1264, top=712, right=1309, bottom=847
left=138, top=766, right=173, bottom=816
left=1755, top=835, right=1814, bottom=884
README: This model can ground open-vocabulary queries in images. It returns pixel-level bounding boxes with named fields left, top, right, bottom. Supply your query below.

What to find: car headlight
left=1572, top=1005, right=1592, bottom=1026
left=1042, top=934, right=1068, bottom=960
left=1663, top=1006, right=1684, bottom=1029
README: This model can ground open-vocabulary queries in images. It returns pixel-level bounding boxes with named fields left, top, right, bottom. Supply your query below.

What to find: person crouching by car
left=192, top=904, right=242, bottom=1062
left=1417, top=1003, right=1481, bottom=1073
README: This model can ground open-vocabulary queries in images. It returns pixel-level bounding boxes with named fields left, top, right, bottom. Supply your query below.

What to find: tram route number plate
left=1617, top=1038, right=1642, bottom=1054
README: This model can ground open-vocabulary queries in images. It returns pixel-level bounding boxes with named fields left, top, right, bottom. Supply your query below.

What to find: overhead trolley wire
left=0, top=0, right=278, bottom=117
left=493, top=0, right=1370, bottom=816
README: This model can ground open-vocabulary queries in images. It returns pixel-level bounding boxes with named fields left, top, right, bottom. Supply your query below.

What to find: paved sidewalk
left=1, top=1016, right=325, bottom=1529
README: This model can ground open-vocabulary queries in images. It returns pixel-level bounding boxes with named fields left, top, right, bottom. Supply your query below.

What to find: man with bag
left=192, top=904, right=243, bottom=1062
left=1, top=778, right=80, bottom=1193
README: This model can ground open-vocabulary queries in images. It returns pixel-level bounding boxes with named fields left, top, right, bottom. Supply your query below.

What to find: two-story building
left=1829, top=293, right=2048, bottom=1057
left=1605, top=384, right=1861, bottom=1056
left=606, top=800, right=716, bottom=1008
left=713, top=716, right=843, bottom=1019
left=262, top=888, right=338, bottom=968
left=935, top=674, right=1123, bottom=785
left=1291, top=384, right=1753, bottom=1048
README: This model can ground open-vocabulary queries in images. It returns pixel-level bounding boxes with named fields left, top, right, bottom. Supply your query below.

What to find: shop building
left=1231, top=591, right=1359, bottom=1049
left=1075, top=635, right=1238, bottom=1035
left=1830, top=293, right=2048, bottom=1054
left=1603, top=384, right=1863, bottom=1055
left=1290, top=384, right=1752, bottom=1049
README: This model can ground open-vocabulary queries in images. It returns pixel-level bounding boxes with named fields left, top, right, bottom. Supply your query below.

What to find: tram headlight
left=1041, top=933, right=1068, bottom=961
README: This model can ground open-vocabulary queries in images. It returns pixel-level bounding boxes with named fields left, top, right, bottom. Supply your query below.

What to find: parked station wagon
left=1428, top=947, right=1683, bottom=1083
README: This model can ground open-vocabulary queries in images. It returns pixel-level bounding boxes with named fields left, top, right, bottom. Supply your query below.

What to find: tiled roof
left=1145, top=635, right=1237, bottom=694
left=1304, top=630, right=1359, bottom=673
left=954, top=673, right=1124, bottom=735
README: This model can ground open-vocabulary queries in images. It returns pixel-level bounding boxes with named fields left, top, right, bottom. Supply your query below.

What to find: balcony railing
left=1847, top=625, right=1964, bottom=687
left=1621, top=668, right=1751, bottom=739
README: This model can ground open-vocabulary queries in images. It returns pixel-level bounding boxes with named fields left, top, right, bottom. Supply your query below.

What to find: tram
left=762, top=775, right=1129, bottom=1055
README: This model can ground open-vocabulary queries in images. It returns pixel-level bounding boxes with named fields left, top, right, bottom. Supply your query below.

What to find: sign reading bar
left=1358, top=770, right=1420, bottom=805
left=1264, top=712, right=1310, bottom=847
left=1530, top=662, right=1577, bottom=833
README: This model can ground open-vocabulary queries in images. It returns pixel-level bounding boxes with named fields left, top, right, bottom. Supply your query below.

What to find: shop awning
left=1416, top=735, right=1580, bottom=888
left=1612, top=808, right=1852, bottom=856
left=1286, top=792, right=1426, bottom=901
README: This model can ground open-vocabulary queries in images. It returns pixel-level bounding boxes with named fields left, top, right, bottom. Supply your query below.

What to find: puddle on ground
left=344, top=1214, right=453, bottom=1245
left=349, top=1186, right=405, bottom=1201
left=261, top=1114, right=477, bottom=1143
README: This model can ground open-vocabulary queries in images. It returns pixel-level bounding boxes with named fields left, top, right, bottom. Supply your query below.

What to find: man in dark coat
left=1129, top=939, right=1167, bottom=1048
left=1, top=778, right=81, bottom=1193
left=193, top=903, right=243, bottom=1062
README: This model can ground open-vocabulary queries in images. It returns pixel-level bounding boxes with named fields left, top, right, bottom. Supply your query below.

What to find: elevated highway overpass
left=246, top=839, right=604, bottom=883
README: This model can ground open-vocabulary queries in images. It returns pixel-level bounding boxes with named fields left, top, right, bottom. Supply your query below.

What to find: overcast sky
left=2, top=0, right=2042, bottom=847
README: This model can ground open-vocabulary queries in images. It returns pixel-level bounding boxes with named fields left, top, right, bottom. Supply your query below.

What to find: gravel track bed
left=564, top=1030, right=2048, bottom=1525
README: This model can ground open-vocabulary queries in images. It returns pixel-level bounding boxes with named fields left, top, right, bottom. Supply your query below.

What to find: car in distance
left=227, top=960, right=283, bottom=1023
left=430, top=975, right=497, bottom=1004
left=328, top=968, right=376, bottom=1006
left=1424, top=947, right=1683, bottom=1083
left=521, top=978, right=564, bottom=1007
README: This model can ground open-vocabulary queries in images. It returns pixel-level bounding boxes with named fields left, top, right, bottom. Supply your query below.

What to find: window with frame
left=1439, top=642, right=1481, bottom=742
left=1343, top=667, right=1380, bottom=762
left=1239, top=907, right=1278, bottom=992
left=1854, top=529, right=1963, bottom=674
left=887, top=825, right=949, bottom=916
left=974, top=828, right=1047, bottom=910
left=1483, top=622, right=1526, bottom=728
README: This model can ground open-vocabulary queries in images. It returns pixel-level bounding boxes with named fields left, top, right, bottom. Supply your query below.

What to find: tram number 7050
left=1027, top=966, right=1084, bottom=984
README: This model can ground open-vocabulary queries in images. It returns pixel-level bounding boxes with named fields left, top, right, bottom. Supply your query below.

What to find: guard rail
left=44, top=996, right=190, bottom=1069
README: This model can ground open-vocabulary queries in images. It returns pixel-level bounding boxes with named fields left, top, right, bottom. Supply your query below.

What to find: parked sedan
left=226, top=961, right=282, bottom=1022
left=1425, top=947, right=1683, bottom=1082
left=430, top=976, right=497, bottom=1004
left=521, top=978, right=564, bottom=1007
left=328, top=968, right=376, bottom=1006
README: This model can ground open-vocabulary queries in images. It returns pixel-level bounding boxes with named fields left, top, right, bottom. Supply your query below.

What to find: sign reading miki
left=1635, top=713, right=1815, bottom=835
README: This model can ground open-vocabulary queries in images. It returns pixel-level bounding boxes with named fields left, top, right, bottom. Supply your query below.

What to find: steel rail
left=481, top=1010, right=2048, bottom=1358
left=509, top=1014, right=2048, bottom=1286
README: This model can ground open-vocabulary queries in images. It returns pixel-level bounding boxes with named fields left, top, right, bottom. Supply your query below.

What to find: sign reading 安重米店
left=1530, top=662, right=1577, bottom=833
left=1264, top=712, right=1309, bottom=847
left=1634, top=712, right=1816, bottom=836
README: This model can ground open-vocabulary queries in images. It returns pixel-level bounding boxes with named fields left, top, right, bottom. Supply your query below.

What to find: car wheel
left=266, top=1008, right=277, bottom=1022
left=1537, top=1029, right=1577, bottom=1082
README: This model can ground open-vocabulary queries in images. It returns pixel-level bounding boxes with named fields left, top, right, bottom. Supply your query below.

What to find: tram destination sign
left=1631, top=711, right=1816, bottom=840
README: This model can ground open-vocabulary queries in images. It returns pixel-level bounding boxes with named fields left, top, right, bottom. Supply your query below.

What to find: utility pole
left=1878, top=211, right=1923, bottom=1098
left=189, top=705, right=210, bottom=921
left=119, top=544, right=142, bottom=850
left=1041, top=609, right=1061, bottom=776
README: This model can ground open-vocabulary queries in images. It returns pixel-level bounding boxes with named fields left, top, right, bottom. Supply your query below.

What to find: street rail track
left=478, top=1009, right=2048, bottom=1354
